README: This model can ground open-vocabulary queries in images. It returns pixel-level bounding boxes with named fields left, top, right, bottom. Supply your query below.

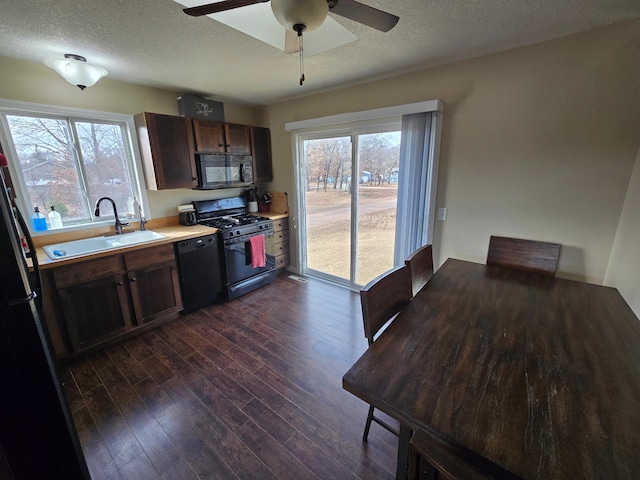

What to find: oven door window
left=224, top=241, right=274, bottom=285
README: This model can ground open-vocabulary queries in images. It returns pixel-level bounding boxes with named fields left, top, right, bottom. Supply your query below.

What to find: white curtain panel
left=394, top=112, right=434, bottom=266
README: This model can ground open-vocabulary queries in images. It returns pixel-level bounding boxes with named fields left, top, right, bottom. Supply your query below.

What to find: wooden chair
left=360, top=265, right=412, bottom=442
left=405, top=244, right=434, bottom=296
left=409, top=429, right=503, bottom=480
left=486, top=236, right=560, bottom=276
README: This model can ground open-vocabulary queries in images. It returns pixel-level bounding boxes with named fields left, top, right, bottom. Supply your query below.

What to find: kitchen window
left=0, top=100, right=148, bottom=234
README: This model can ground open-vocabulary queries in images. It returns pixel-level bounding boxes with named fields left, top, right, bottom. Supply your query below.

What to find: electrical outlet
left=438, top=207, right=447, bottom=221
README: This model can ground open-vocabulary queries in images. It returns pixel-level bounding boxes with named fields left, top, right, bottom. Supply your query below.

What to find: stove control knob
left=236, top=231, right=241, bottom=236
left=229, top=231, right=233, bottom=237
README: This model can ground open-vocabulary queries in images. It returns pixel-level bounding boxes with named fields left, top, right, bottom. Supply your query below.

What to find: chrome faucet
left=94, top=197, right=128, bottom=234
left=137, top=202, right=147, bottom=231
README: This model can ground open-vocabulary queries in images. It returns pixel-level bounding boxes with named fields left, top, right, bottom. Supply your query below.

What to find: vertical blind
left=394, top=111, right=440, bottom=266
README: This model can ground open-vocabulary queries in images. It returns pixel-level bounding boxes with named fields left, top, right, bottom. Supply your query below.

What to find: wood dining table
left=342, top=258, right=640, bottom=479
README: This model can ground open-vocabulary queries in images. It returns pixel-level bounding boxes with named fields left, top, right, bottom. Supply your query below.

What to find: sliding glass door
left=300, top=124, right=401, bottom=289
left=354, top=132, right=400, bottom=286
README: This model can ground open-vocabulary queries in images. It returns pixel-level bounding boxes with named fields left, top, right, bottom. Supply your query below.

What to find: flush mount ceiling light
left=43, top=54, right=108, bottom=90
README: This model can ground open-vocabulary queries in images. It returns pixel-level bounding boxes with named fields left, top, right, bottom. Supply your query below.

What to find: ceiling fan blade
left=284, top=29, right=301, bottom=54
left=329, top=0, right=399, bottom=32
left=183, top=0, right=267, bottom=17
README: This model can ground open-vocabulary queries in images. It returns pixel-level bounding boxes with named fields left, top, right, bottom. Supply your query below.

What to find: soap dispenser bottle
left=48, top=205, right=63, bottom=229
left=31, top=206, right=48, bottom=232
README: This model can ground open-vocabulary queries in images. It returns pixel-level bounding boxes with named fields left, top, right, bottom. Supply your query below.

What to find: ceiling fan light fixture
left=43, top=53, right=108, bottom=90
left=271, top=0, right=328, bottom=33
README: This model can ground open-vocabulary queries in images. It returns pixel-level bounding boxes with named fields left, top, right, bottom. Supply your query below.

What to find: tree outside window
left=3, top=112, right=140, bottom=229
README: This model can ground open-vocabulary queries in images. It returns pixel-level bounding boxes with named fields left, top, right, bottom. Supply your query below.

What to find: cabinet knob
left=130, top=277, right=137, bottom=282
left=117, top=281, right=124, bottom=286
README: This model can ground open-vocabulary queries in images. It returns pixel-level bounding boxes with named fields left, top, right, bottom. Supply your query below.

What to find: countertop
left=34, top=212, right=289, bottom=270
left=258, top=212, right=288, bottom=221
left=35, top=223, right=217, bottom=270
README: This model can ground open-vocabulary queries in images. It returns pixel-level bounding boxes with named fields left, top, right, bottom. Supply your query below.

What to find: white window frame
left=0, top=99, right=149, bottom=236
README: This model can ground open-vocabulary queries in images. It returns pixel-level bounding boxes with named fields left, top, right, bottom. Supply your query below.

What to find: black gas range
left=192, top=197, right=275, bottom=300
left=201, top=214, right=273, bottom=242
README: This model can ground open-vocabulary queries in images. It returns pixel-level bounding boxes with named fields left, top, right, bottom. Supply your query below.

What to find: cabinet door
left=251, top=126, right=273, bottom=182
left=193, top=119, right=226, bottom=153
left=125, top=244, right=183, bottom=324
left=128, top=261, right=183, bottom=325
left=58, top=274, right=132, bottom=352
left=224, top=123, right=252, bottom=155
left=135, top=113, right=197, bottom=190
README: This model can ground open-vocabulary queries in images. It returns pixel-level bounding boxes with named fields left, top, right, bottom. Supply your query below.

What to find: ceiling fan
left=183, top=0, right=398, bottom=85
left=184, top=0, right=398, bottom=52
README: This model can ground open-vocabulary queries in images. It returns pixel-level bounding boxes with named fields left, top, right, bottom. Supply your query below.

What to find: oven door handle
left=225, top=236, right=253, bottom=246
left=224, top=231, right=273, bottom=246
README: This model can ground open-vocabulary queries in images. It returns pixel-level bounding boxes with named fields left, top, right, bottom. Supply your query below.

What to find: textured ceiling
left=1, top=0, right=638, bottom=106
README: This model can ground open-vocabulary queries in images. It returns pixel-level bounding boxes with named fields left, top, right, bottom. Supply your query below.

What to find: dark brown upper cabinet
left=135, top=112, right=197, bottom=190
left=250, top=126, right=273, bottom=183
left=193, top=120, right=252, bottom=155
left=135, top=112, right=273, bottom=190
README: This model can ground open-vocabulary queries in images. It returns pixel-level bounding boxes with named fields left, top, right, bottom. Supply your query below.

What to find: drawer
left=270, top=229, right=289, bottom=244
left=266, top=233, right=289, bottom=253
left=269, top=241, right=289, bottom=256
left=53, top=255, right=124, bottom=289
left=274, top=253, right=290, bottom=270
left=272, top=218, right=288, bottom=233
left=124, top=243, right=176, bottom=270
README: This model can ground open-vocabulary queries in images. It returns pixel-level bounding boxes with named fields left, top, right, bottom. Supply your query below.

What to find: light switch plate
left=438, top=208, right=447, bottom=221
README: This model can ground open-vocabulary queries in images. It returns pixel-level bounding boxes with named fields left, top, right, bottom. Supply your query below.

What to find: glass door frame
left=292, top=118, right=401, bottom=291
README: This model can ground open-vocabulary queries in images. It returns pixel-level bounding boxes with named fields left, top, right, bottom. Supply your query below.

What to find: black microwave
left=195, top=154, right=254, bottom=189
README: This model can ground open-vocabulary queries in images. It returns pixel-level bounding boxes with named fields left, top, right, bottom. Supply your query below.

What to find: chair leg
left=362, top=405, right=375, bottom=442
left=397, top=424, right=412, bottom=480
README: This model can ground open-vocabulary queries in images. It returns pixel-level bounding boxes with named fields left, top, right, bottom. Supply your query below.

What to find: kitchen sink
left=106, top=230, right=166, bottom=247
left=43, top=230, right=167, bottom=260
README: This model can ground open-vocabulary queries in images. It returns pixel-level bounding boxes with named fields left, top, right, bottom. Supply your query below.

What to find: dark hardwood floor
left=60, top=273, right=398, bottom=479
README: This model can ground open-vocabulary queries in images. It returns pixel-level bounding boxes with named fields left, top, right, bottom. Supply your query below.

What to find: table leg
left=396, top=424, right=412, bottom=480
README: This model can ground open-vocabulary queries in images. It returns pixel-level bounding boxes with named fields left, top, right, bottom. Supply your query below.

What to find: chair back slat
left=405, top=244, right=434, bottom=296
left=486, top=236, right=560, bottom=276
left=360, top=265, right=412, bottom=344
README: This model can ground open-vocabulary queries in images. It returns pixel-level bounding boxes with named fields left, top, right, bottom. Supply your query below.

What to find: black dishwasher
left=175, top=234, right=224, bottom=313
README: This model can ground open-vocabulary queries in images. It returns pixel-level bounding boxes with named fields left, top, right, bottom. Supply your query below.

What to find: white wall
left=605, top=147, right=640, bottom=317
left=0, top=56, right=260, bottom=220
left=262, top=19, right=640, bottom=285
left=1, top=21, right=639, bottom=289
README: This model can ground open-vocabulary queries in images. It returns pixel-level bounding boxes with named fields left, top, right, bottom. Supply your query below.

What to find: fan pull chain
left=299, top=33, right=305, bottom=86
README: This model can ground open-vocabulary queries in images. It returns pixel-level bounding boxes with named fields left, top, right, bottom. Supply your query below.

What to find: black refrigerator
left=0, top=167, right=90, bottom=479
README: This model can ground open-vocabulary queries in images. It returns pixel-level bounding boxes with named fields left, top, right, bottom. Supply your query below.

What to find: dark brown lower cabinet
left=124, top=242, right=183, bottom=327
left=57, top=274, right=132, bottom=352
left=44, top=243, right=183, bottom=359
